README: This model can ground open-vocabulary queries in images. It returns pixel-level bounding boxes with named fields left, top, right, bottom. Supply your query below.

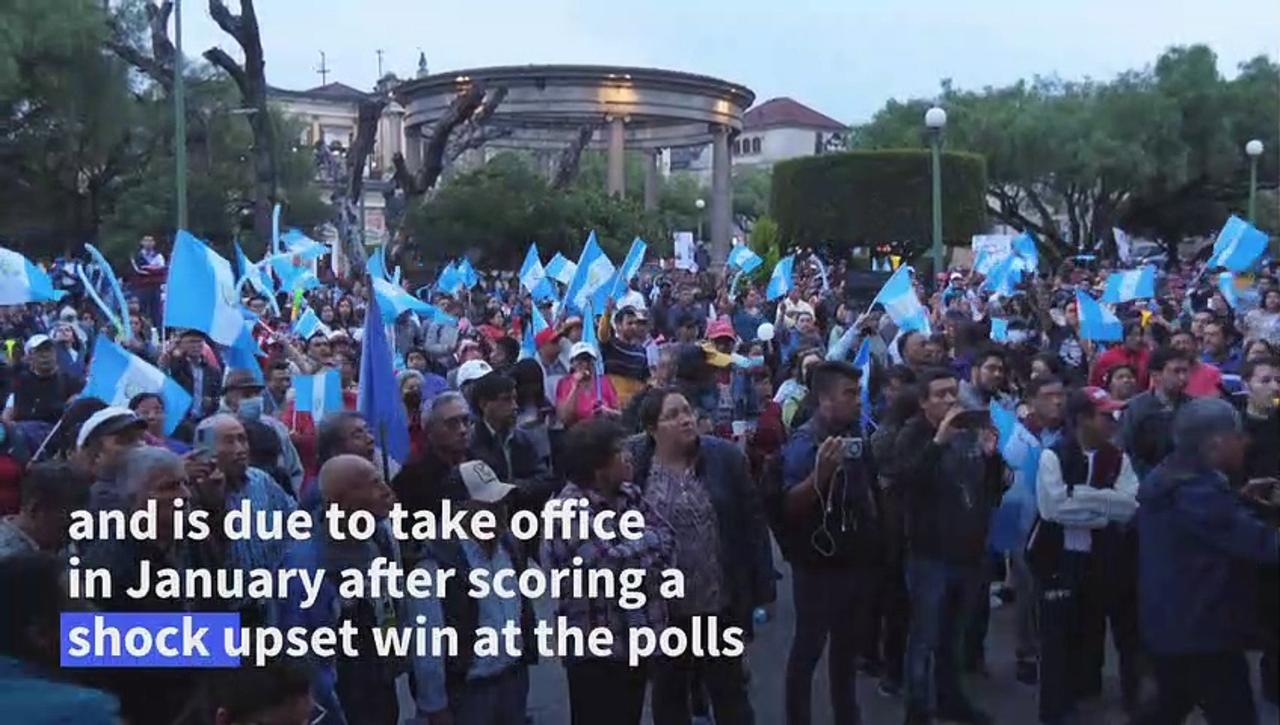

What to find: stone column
left=607, top=115, right=626, bottom=198
left=403, top=124, right=423, bottom=171
left=643, top=148, right=660, bottom=210
left=710, top=124, right=733, bottom=269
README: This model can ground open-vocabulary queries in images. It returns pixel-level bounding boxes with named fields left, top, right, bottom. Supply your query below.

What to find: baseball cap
left=569, top=341, right=598, bottom=361
left=24, top=334, right=52, bottom=353
left=534, top=327, right=560, bottom=348
left=455, top=359, right=493, bottom=387
left=224, top=368, right=265, bottom=392
left=705, top=318, right=735, bottom=341
left=76, top=406, right=147, bottom=449
left=457, top=460, right=517, bottom=503
left=1080, top=386, right=1126, bottom=414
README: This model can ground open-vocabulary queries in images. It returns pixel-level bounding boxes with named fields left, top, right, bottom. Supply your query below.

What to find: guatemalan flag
left=1075, top=290, right=1122, bottom=342
left=609, top=237, right=648, bottom=301
left=1207, top=216, right=1270, bottom=272
left=293, top=369, right=343, bottom=420
left=292, top=308, right=331, bottom=340
left=990, top=318, right=1009, bottom=342
left=271, top=229, right=326, bottom=292
left=164, top=231, right=244, bottom=345
left=84, top=339, right=192, bottom=435
left=372, top=277, right=454, bottom=324
left=563, top=232, right=616, bottom=314
left=544, top=253, right=577, bottom=285
left=872, top=266, right=929, bottom=329
left=1100, top=266, right=1156, bottom=304
left=520, top=243, right=557, bottom=302
left=436, top=261, right=463, bottom=296
left=853, top=338, right=876, bottom=436
left=0, top=247, right=65, bottom=305
left=728, top=243, right=764, bottom=275
left=457, top=258, right=479, bottom=290
left=766, top=255, right=795, bottom=301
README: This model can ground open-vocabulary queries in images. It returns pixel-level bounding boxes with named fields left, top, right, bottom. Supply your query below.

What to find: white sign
left=674, top=231, right=697, bottom=272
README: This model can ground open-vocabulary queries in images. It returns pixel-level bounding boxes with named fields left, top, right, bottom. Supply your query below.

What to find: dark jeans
left=876, top=486, right=910, bottom=685
left=651, top=615, right=754, bottom=725
left=566, top=659, right=648, bottom=725
left=904, top=557, right=983, bottom=715
left=785, top=564, right=868, bottom=725
left=1136, top=652, right=1257, bottom=725
left=449, top=665, right=529, bottom=725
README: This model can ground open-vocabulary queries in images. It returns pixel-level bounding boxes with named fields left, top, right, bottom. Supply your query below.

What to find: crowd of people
left=0, top=235, right=1278, bottom=725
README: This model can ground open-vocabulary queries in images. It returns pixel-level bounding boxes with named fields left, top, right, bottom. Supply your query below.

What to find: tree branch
left=103, top=0, right=176, bottom=92
left=551, top=124, right=598, bottom=190
left=346, top=98, right=387, bottom=203
left=202, top=47, right=248, bottom=96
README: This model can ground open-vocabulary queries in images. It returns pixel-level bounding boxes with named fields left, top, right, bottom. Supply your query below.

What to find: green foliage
left=749, top=216, right=779, bottom=257
left=771, top=150, right=988, bottom=251
left=733, top=167, right=772, bottom=221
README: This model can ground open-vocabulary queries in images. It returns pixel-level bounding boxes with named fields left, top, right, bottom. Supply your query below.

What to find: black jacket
left=165, top=358, right=222, bottom=419
left=893, top=414, right=1005, bottom=565
left=11, top=367, right=81, bottom=424
left=467, top=421, right=562, bottom=512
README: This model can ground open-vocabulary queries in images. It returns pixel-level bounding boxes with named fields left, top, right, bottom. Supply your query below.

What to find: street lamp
left=695, top=197, right=706, bottom=242
left=1246, top=139, right=1264, bottom=223
left=924, top=106, right=947, bottom=279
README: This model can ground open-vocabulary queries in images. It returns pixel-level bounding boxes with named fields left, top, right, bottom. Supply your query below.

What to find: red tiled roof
left=743, top=97, right=845, bottom=132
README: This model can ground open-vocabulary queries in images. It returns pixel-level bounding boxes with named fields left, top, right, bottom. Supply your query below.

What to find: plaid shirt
left=540, top=480, right=674, bottom=662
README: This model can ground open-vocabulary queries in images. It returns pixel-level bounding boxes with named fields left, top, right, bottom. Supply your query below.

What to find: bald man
left=277, top=453, right=404, bottom=725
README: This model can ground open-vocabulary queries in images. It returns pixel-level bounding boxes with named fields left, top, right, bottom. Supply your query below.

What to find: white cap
left=455, top=359, right=493, bottom=387
left=457, top=460, right=517, bottom=503
left=24, top=334, right=52, bottom=353
left=76, top=406, right=146, bottom=449
left=569, top=341, right=598, bottom=361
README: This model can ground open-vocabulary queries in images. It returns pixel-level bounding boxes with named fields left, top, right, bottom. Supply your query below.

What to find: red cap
left=1082, top=386, right=1126, bottom=413
left=705, top=317, right=735, bottom=341
left=535, top=327, right=560, bottom=348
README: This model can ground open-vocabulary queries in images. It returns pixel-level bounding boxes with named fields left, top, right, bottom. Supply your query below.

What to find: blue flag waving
left=164, top=231, right=244, bottom=345
left=520, top=243, right=557, bottom=302
left=766, top=255, right=795, bottom=301
left=728, top=243, right=764, bottom=275
left=358, top=294, right=411, bottom=466
left=1100, top=266, right=1156, bottom=304
left=609, top=237, right=647, bottom=301
left=563, top=232, right=616, bottom=314
left=1075, top=290, right=1123, bottom=341
left=1207, top=215, right=1270, bottom=272
left=0, top=247, right=64, bottom=305
left=84, top=339, right=192, bottom=435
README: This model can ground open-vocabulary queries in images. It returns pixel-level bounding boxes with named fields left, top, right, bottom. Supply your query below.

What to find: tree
left=733, top=167, right=772, bottom=222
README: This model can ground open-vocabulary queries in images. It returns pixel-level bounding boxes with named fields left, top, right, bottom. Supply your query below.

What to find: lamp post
left=925, top=106, right=947, bottom=279
left=695, top=197, right=706, bottom=242
left=1246, top=139, right=1264, bottom=223
left=173, top=0, right=187, bottom=230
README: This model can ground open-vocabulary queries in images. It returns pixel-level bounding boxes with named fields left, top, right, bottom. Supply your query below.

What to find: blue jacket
left=0, top=656, right=119, bottom=725
left=1137, top=453, right=1279, bottom=654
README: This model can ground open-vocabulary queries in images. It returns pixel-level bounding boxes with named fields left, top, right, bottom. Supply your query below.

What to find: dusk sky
left=179, top=0, right=1280, bottom=123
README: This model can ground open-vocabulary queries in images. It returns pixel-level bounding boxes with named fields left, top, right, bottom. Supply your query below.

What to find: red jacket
left=1089, top=345, right=1150, bottom=389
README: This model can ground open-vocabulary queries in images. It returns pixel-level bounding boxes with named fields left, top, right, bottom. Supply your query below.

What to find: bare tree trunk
left=204, top=0, right=276, bottom=246
left=551, top=124, right=598, bottom=190
left=334, top=98, right=387, bottom=271
left=104, top=0, right=175, bottom=91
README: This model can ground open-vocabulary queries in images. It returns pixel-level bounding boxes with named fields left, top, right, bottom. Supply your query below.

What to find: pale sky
left=177, top=0, right=1280, bottom=123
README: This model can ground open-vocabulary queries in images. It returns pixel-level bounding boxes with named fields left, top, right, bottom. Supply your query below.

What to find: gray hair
left=117, top=446, right=185, bottom=504
left=316, top=411, right=367, bottom=466
left=194, top=413, right=239, bottom=439
left=426, top=391, right=469, bottom=425
left=1172, top=397, right=1242, bottom=454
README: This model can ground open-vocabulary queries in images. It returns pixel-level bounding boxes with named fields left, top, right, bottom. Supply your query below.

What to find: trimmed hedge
left=771, top=150, right=988, bottom=248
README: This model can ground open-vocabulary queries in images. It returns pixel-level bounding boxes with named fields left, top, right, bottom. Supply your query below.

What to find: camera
left=842, top=437, right=864, bottom=460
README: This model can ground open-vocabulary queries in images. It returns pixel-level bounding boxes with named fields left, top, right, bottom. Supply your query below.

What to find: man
left=893, top=368, right=1003, bottom=725
left=599, top=304, right=651, bottom=407
left=220, top=368, right=305, bottom=497
left=1239, top=356, right=1280, bottom=705
left=279, top=455, right=403, bottom=725
left=423, top=303, right=461, bottom=374
left=1201, top=318, right=1242, bottom=376
left=262, top=360, right=293, bottom=418
left=166, top=329, right=222, bottom=431
left=129, top=234, right=167, bottom=326
left=7, top=335, right=81, bottom=424
left=1119, top=346, right=1190, bottom=478
left=783, top=311, right=826, bottom=368
left=1089, top=321, right=1150, bottom=389
left=81, top=406, right=149, bottom=512
left=467, top=372, right=560, bottom=513
left=896, top=330, right=932, bottom=372
left=534, top=327, right=568, bottom=403
left=780, top=361, right=879, bottom=725
left=669, top=285, right=708, bottom=338
left=201, top=664, right=313, bottom=725
left=778, top=285, right=815, bottom=331
left=1136, top=398, right=1280, bottom=724
left=959, top=346, right=1014, bottom=409
left=1170, top=329, right=1222, bottom=398
left=392, top=392, right=471, bottom=516
left=0, top=463, right=85, bottom=558
left=1033, top=388, right=1142, bottom=723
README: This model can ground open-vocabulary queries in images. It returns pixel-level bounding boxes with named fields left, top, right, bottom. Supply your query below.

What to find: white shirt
left=1036, top=447, right=1139, bottom=553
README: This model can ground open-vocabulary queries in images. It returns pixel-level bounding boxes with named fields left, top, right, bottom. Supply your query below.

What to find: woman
left=511, top=358, right=553, bottom=463
left=1105, top=364, right=1139, bottom=402
left=477, top=307, right=508, bottom=342
left=827, top=303, right=854, bottom=353
left=122, top=315, right=158, bottom=363
left=1243, top=289, right=1280, bottom=345
left=334, top=296, right=359, bottom=333
left=542, top=418, right=673, bottom=725
left=629, top=388, right=774, bottom=725
left=50, top=322, right=86, bottom=378
left=128, top=392, right=189, bottom=454
left=398, top=370, right=429, bottom=462
left=732, top=288, right=767, bottom=343
left=1244, top=338, right=1278, bottom=363
left=555, top=342, right=619, bottom=427
left=318, top=304, right=336, bottom=327
left=774, top=348, right=822, bottom=430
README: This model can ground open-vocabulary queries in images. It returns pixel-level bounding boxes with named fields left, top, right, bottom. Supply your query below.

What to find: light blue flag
left=366, top=247, right=392, bottom=282
left=292, top=308, right=331, bottom=340
left=1011, top=232, right=1039, bottom=273
left=457, top=258, right=479, bottom=289
left=293, top=369, right=343, bottom=419
left=728, top=244, right=763, bottom=275
left=372, top=277, right=454, bottom=324
left=609, top=237, right=648, bottom=301
left=990, top=318, right=1009, bottom=342
left=0, top=247, right=65, bottom=305
left=225, top=322, right=265, bottom=385
left=84, top=339, right=192, bottom=435
left=1100, top=266, right=1155, bottom=303
left=581, top=300, right=605, bottom=402
left=163, top=231, right=244, bottom=345
left=436, top=261, right=463, bottom=295
left=235, top=241, right=275, bottom=300
left=853, top=338, right=876, bottom=436
left=358, top=294, right=411, bottom=465
left=563, top=232, right=616, bottom=314
left=1207, top=215, right=1270, bottom=272
left=270, top=229, right=326, bottom=292
left=766, top=254, right=795, bottom=301
left=519, top=243, right=557, bottom=302
left=1075, top=290, right=1122, bottom=341
left=872, top=266, right=929, bottom=326
left=79, top=243, right=132, bottom=340
left=1218, top=272, right=1245, bottom=309
left=544, top=253, right=577, bottom=285
left=981, top=253, right=1023, bottom=297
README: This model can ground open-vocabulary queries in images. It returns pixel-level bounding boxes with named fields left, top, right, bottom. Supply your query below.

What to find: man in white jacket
left=1033, top=386, right=1142, bottom=723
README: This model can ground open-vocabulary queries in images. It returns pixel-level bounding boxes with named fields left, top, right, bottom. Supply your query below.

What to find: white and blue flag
left=853, top=337, right=876, bottom=436
left=872, top=266, right=929, bottom=327
left=982, top=254, right=1022, bottom=297
left=366, top=247, right=393, bottom=282
left=163, top=231, right=244, bottom=345
left=372, top=277, right=454, bottom=324
left=519, top=243, right=557, bottom=302
left=990, top=318, right=1009, bottom=342
left=457, top=258, right=479, bottom=289
left=766, top=255, right=795, bottom=301
left=292, top=308, right=331, bottom=340
left=293, top=369, right=343, bottom=419
left=544, top=253, right=577, bottom=285
left=235, top=241, right=275, bottom=303
left=1075, top=290, right=1122, bottom=342
left=84, top=339, right=192, bottom=435
left=1100, top=266, right=1156, bottom=304
left=1011, top=232, right=1039, bottom=273
left=728, top=243, right=763, bottom=275
left=563, top=232, right=616, bottom=314
left=436, top=261, right=464, bottom=295
left=1217, top=272, right=1252, bottom=309
left=609, top=237, right=648, bottom=301
left=0, top=247, right=65, bottom=305
left=1207, top=215, right=1270, bottom=272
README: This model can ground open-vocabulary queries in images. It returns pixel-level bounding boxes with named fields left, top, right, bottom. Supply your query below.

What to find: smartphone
left=195, top=425, right=215, bottom=459
left=953, top=410, right=991, bottom=430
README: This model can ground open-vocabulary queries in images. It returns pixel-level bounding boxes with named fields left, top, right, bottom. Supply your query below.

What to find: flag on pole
left=563, top=231, right=616, bottom=314
left=366, top=246, right=393, bottom=282
left=225, top=322, right=265, bottom=384
left=163, top=231, right=244, bottom=345
left=0, top=247, right=66, bottom=305
left=1011, top=232, right=1039, bottom=273
left=1075, top=290, right=1122, bottom=341
left=1100, top=266, right=1156, bottom=303
left=358, top=294, right=411, bottom=465
left=853, top=338, right=876, bottom=436
left=872, top=266, right=929, bottom=327
left=727, top=243, right=763, bottom=275
left=436, top=261, right=463, bottom=295
left=292, top=308, right=331, bottom=340
left=544, top=253, right=577, bottom=285
left=372, top=277, right=454, bottom=324
left=1207, top=215, right=1270, bottom=272
left=609, top=237, right=648, bottom=301
left=766, top=255, right=795, bottom=301
left=84, top=339, right=192, bottom=435
left=519, top=243, right=557, bottom=302
left=293, top=369, right=343, bottom=419
left=457, top=258, right=479, bottom=289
